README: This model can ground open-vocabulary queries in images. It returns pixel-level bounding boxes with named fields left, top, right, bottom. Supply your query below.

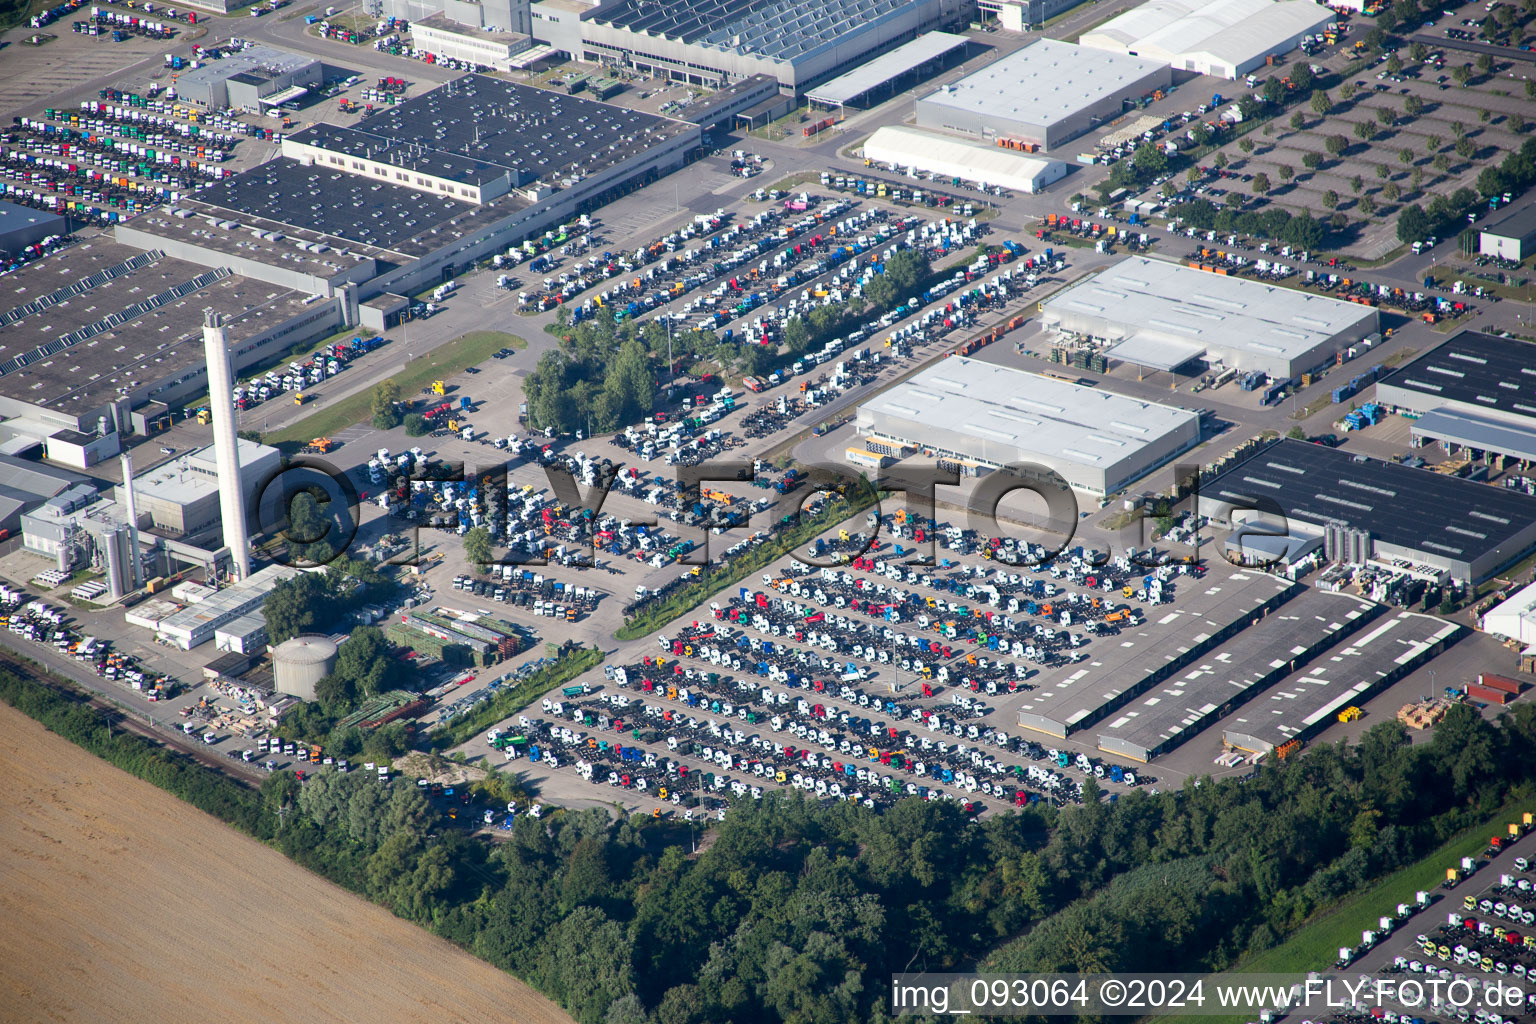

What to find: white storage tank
left=272, top=635, right=337, bottom=701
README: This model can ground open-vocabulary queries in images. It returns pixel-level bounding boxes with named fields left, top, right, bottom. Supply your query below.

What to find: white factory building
left=154, top=564, right=299, bottom=650
left=1079, top=0, right=1333, bottom=79
left=1482, top=581, right=1536, bottom=646
left=1039, top=257, right=1379, bottom=381
left=115, top=439, right=282, bottom=540
left=855, top=357, right=1201, bottom=496
left=913, top=39, right=1171, bottom=150
left=862, top=126, right=1070, bottom=194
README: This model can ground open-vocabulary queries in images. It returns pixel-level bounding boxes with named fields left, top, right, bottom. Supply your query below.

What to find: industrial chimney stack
left=119, top=449, right=143, bottom=591
left=201, top=310, right=251, bottom=580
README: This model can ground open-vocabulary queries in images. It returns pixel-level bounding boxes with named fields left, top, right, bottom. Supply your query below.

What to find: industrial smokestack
left=119, top=450, right=143, bottom=591
left=202, top=310, right=251, bottom=580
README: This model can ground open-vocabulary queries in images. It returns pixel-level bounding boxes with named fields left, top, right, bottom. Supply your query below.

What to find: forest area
left=3, top=663, right=1533, bottom=1024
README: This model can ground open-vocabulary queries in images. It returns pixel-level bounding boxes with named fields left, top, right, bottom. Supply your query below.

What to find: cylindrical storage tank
left=272, top=635, right=337, bottom=701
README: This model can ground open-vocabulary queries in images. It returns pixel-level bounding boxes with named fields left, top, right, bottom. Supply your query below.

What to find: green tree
left=1325, top=134, right=1349, bottom=156
left=1264, top=77, right=1287, bottom=105
left=1455, top=136, right=1475, bottom=159
left=1354, top=120, right=1373, bottom=141
left=1291, top=63, right=1315, bottom=92
left=1252, top=172, right=1271, bottom=194
left=1322, top=189, right=1340, bottom=209
left=1133, top=142, right=1168, bottom=178
left=1186, top=166, right=1201, bottom=183
left=1375, top=163, right=1390, bottom=180
left=1287, top=425, right=1307, bottom=439
left=331, top=626, right=403, bottom=701
left=1426, top=133, right=1441, bottom=152
left=263, top=570, right=331, bottom=643
left=1161, top=180, right=1179, bottom=199
left=1397, top=203, right=1431, bottom=243
left=1450, top=120, right=1466, bottom=138
left=1351, top=174, right=1364, bottom=194
left=1410, top=41, right=1427, bottom=62
left=1404, top=95, right=1424, bottom=117
left=1383, top=181, right=1401, bottom=202
left=1290, top=111, right=1306, bottom=131
left=371, top=379, right=403, bottom=430
left=1239, top=138, right=1255, bottom=155
left=463, top=525, right=493, bottom=567
left=1511, top=113, right=1529, bottom=133
left=1412, top=166, right=1425, bottom=191
left=1302, top=151, right=1323, bottom=170
left=1452, top=65, right=1472, bottom=86
left=1359, top=195, right=1377, bottom=216
left=403, top=413, right=428, bottom=437
left=1311, top=89, right=1333, bottom=115
left=783, top=317, right=811, bottom=354
left=1434, top=152, right=1451, bottom=172
left=1213, top=151, right=1229, bottom=170
left=1399, top=146, right=1414, bottom=165
left=1527, top=80, right=1536, bottom=100
left=1225, top=192, right=1244, bottom=209
left=1375, top=106, right=1395, bottom=126
left=1387, top=52, right=1404, bottom=74
left=1277, top=163, right=1295, bottom=180
left=1475, top=52, right=1493, bottom=74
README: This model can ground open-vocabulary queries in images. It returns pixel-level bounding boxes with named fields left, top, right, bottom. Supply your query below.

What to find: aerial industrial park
left=1, top=0, right=1535, bottom=1017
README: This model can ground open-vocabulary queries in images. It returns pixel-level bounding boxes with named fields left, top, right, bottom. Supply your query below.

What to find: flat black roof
left=192, top=159, right=474, bottom=251
left=1202, top=438, right=1536, bottom=567
left=1481, top=202, right=1536, bottom=241
left=1376, top=329, right=1536, bottom=421
left=289, top=123, right=515, bottom=188
left=299, top=75, right=689, bottom=187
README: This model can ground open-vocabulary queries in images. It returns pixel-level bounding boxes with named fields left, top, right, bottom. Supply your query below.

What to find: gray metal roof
left=806, top=31, right=968, bottom=105
left=858, top=356, right=1197, bottom=470
left=1044, top=256, right=1375, bottom=364
left=592, top=0, right=911, bottom=62
left=1411, top=408, right=1536, bottom=462
left=1480, top=202, right=1536, bottom=242
left=1097, top=589, right=1380, bottom=762
left=918, top=39, right=1167, bottom=128
left=1221, top=610, right=1463, bottom=753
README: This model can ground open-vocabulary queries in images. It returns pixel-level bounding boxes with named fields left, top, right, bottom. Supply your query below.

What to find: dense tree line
left=9, top=658, right=1536, bottom=1024
left=1399, top=138, right=1536, bottom=244
left=1174, top=199, right=1328, bottom=249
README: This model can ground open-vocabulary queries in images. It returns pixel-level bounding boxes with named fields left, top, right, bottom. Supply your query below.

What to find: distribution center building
left=862, top=126, right=1069, bottom=194
left=1374, top=330, right=1536, bottom=468
left=855, top=357, right=1200, bottom=495
left=573, top=0, right=964, bottom=92
left=1039, top=256, right=1378, bottom=380
left=1197, top=439, right=1536, bottom=584
left=121, top=75, right=700, bottom=302
left=1079, top=0, right=1332, bottom=79
left=914, top=39, right=1170, bottom=151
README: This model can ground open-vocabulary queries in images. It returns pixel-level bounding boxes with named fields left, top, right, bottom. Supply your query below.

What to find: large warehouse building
left=862, top=126, right=1069, bottom=193
left=855, top=357, right=1200, bottom=495
left=1039, top=257, right=1379, bottom=380
left=1375, top=331, right=1536, bottom=466
left=118, top=75, right=701, bottom=301
left=174, top=45, right=322, bottom=110
left=0, top=239, right=343, bottom=442
left=568, top=0, right=967, bottom=92
left=914, top=39, right=1170, bottom=150
left=1198, top=439, right=1536, bottom=584
left=1080, top=0, right=1333, bottom=78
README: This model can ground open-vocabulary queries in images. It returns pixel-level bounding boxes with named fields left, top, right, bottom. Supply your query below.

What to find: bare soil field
left=0, top=702, right=575, bottom=1024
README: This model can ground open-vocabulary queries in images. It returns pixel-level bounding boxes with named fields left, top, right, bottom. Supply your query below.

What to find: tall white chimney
left=202, top=310, right=251, bottom=580
left=119, top=450, right=143, bottom=591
